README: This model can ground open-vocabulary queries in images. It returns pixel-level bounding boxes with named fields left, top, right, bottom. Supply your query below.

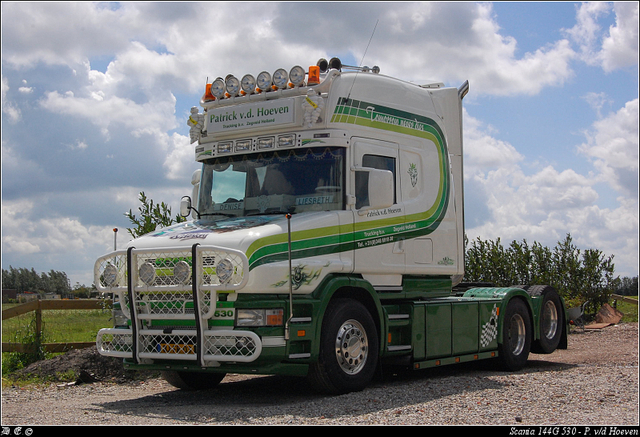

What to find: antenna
left=347, top=19, right=379, bottom=100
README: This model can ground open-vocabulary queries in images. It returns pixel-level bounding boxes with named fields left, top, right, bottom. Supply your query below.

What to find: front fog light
left=173, top=260, right=191, bottom=284
left=139, top=262, right=156, bottom=285
left=103, top=264, right=118, bottom=286
left=216, top=258, right=234, bottom=283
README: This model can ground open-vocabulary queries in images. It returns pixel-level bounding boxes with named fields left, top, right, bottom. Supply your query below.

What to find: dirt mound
left=14, top=346, right=156, bottom=384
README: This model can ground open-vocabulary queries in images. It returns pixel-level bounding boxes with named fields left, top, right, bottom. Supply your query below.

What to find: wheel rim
left=507, top=313, right=526, bottom=356
left=334, top=319, right=369, bottom=375
left=541, top=300, right=559, bottom=340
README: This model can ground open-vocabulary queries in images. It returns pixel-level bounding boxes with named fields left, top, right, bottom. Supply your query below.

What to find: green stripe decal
left=246, top=97, right=450, bottom=270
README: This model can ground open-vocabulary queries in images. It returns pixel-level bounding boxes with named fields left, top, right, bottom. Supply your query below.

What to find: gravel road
left=2, top=323, right=637, bottom=426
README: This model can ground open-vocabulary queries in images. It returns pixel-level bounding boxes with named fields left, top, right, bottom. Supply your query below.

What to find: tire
left=529, top=285, right=564, bottom=354
left=497, top=298, right=532, bottom=371
left=162, top=371, right=226, bottom=390
left=308, top=299, right=379, bottom=395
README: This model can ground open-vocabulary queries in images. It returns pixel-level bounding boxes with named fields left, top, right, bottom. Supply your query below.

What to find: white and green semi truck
left=95, top=58, right=567, bottom=394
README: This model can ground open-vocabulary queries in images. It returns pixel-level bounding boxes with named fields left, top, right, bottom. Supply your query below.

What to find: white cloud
left=1, top=76, right=21, bottom=123
left=564, top=2, right=639, bottom=72
left=578, top=98, right=639, bottom=197
left=601, top=2, right=639, bottom=72
left=463, top=108, right=524, bottom=175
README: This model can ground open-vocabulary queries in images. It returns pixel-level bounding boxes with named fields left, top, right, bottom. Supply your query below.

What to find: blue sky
left=2, top=2, right=638, bottom=287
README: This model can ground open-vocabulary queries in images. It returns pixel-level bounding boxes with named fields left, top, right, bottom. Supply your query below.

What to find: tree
left=616, top=276, right=638, bottom=296
left=1, top=266, right=71, bottom=296
left=124, top=191, right=186, bottom=238
left=463, top=233, right=620, bottom=312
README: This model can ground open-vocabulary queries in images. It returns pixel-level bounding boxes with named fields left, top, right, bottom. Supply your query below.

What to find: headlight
left=103, top=264, right=118, bottom=286
left=173, top=260, right=191, bottom=284
left=216, top=258, right=234, bottom=283
left=289, top=66, right=305, bottom=86
left=236, top=308, right=284, bottom=327
left=256, top=71, right=271, bottom=91
left=139, top=262, right=156, bottom=285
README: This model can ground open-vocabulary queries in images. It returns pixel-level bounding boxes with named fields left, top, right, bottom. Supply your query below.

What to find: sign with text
left=207, top=98, right=296, bottom=133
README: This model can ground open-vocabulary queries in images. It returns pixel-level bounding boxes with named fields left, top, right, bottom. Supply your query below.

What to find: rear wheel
left=308, top=299, right=379, bottom=394
left=529, top=285, right=564, bottom=354
left=162, top=371, right=226, bottom=390
left=497, top=298, right=532, bottom=371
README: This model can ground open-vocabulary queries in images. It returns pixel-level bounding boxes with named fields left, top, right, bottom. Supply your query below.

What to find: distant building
left=2, top=289, right=18, bottom=303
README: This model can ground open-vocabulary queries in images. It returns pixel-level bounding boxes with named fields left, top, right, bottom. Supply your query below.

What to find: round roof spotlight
left=317, top=58, right=329, bottom=73
left=210, top=78, right=226, bottom=99
left=272, top=68, right=288, bottom=89
left=372, top=65, right=380, bottom=74
left=241, top=74, right=256, bottom=95
left=256, top=71, right=272, bottom=92
left=225, top=75, right=240, bottom=97
left=289, top=65, right=305, bottom=87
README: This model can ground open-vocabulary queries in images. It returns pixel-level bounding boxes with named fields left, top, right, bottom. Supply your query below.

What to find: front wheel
left=162, top=371, right=226, bottom=390
left=308, top=299, right=379, bottom=394
left=497, top=298, right=532, bottom=371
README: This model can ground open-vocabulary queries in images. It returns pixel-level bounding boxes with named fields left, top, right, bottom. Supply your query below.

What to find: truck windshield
left=198, top=146, right=345, bottom=218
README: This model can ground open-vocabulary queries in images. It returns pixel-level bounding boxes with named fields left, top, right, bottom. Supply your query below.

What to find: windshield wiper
left=200, top=212, right=236, bottom=218
left=246, top=208, right=296, bottom=217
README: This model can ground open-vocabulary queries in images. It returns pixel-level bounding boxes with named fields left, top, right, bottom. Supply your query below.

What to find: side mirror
left=355, top=168, right=394, bottom=211
left=180, top=196, right=192, bottom=218
left=368, top=169, right=394, bottom=209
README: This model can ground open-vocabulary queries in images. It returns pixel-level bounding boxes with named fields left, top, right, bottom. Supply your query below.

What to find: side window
left=355, top=154, right=396, bottom=209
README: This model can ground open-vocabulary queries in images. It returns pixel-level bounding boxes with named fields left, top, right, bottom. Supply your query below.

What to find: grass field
left=2, top=304, right=112, bottom=345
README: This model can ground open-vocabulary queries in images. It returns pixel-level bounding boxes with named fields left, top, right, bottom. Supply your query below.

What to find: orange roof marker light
left=307, top=65, right=320, bottom=85
left=202, top=83, right=215, bottom=102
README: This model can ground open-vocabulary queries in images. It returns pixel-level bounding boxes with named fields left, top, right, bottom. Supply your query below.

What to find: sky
left=2, top=2, right=638, bottom=288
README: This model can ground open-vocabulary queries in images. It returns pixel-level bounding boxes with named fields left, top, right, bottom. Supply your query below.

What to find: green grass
left=2, top=304, right=113, bottom=380
left=2, top=305, right=112, bottom=344
left=615, top=297, right=638, bottom=323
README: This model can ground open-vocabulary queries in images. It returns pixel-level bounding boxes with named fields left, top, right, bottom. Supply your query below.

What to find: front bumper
left=96, top=327, right=262, bottom=363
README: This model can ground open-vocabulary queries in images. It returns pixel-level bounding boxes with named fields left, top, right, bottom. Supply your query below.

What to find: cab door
left=351, top=137, right=405, bottom=288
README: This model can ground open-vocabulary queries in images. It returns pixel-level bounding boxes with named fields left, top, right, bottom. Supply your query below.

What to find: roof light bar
left=204, top=58, right=379, bottom=102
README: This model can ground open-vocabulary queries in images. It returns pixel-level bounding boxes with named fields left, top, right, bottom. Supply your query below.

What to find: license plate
left=158, top=343, right=195, bottom=354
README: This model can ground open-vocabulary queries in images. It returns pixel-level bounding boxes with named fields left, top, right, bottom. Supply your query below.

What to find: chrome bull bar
left=94, top=243, right=257, bottom=366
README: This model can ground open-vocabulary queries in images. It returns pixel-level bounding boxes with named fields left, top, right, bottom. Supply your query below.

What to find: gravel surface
left=2, top=323, right=637, bottom=426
